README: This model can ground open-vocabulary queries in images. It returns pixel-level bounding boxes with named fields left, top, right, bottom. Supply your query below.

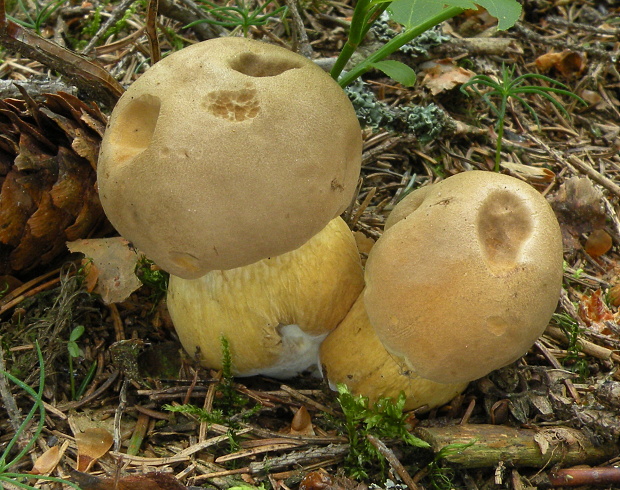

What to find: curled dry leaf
left=535, top=50, right=585, bottom=77
left=578, top=290, right=614, bottom=334
left=501, top=162, right=555, bottom=183
left=67, top=237, right=143, bottom=304
left=289, top=406, right=315, bottom=436
left=299, top=470, right=335, bottom=490
left=75, top=427, right=114, bottom=472
left=30, top=445, right=61, bottom=475
left=419, top=59, right=475, bottom=95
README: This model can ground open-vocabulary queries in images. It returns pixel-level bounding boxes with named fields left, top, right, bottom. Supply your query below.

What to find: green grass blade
left=512, top=88, right=577, bottom=119
left=1, top=344, right=46, bottom=472
left=510, top=94, right=542, bottom=128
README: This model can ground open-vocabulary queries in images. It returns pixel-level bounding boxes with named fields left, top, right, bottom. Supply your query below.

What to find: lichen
left=346, top=79, right=449, bottom=142
left=370, top=12, right=450, bottom=56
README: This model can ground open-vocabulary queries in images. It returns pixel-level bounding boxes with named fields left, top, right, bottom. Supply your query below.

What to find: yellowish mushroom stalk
left=167, top=217, right=364, bottom=378
left=319, top=294, right=468, bottom=412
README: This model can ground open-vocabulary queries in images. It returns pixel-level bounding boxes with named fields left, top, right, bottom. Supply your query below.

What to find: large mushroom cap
left=364, top=171, right=564, bottom=384
left=97, top=37, right=362, bottom=278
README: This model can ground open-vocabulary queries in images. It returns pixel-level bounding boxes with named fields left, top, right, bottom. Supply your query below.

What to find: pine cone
left=0, top=90, right=107, bottom=276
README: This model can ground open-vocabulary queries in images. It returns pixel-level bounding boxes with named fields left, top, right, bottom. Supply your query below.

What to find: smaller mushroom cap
left=167, top=217, right=364, bottom=378
left=319, top=294, right=468, bottom=411
left=364, top=171, right=564, bottom=384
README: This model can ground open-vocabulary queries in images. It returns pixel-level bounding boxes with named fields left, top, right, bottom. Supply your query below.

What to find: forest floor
left=0, top=0, right=619, bottom=489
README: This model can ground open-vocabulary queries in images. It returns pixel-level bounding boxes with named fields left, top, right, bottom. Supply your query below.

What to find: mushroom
left=321, top=171, right=563, bottom=408
left=167, top=217, right=364, bottom=378
left=320, top=294, right=468, bottom=411
left=97, top=37, right=362, bottom=279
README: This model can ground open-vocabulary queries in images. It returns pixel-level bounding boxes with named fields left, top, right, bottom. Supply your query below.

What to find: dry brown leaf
left=289, top=406, right=315, bottom=436
left=67, top=237, right=142, bottom=303
left=534, top=50, right=585, bottom=77
left=75, top=427, right=114, bottom=472
left=578, top=290, right=614, bottom=334
left=500, top=162, right=555, bottom=183
left=70, top=470, right=188, bottom=490
left=79, top=259, right=100, bottom=293
left=580, top=89, right=603, bottom=106
left=420, top=59, right=475, bottom=95
left=299, top=470, right=336, bottom=490
left=30, top=446, right=61, bottom=475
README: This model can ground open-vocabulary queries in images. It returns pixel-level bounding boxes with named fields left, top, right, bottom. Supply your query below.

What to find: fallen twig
left=415, top=424, right=620, bottom=468
left=550, top=467, right=620, bottom=487
left=367, top=434, right=420, bottom=490
left=0, top=0, right=124, bottom=106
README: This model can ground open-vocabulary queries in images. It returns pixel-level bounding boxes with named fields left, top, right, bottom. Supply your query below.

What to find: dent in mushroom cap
left=97, top=37, right=362, bottom=278
left=364, top=171, right=564, bottom=384
left=167, top=217, right=364, bottom=378
left=320, top=294, right=468, bottom=412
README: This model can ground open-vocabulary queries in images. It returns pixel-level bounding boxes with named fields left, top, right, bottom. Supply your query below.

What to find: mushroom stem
left=319, top=292, right=468, bottom=412
left=167, top=217, right=364, bottom=378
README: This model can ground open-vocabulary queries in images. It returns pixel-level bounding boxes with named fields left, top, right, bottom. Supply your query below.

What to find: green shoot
left=336, top=384, right=429, bottom=479
left=460, top=64, right=587, bottom=171
left=67, top=325, right=84, bottom=400
left=424, top=441, right=476, bottom=490
left=553, top=312, right=589, bottom=379
left=7, top=0, right=67, bottom=35
left=164, top=336, right=259, bottom=432
left=135, top=256, right=169, bottom=304
left=66, top=325, right=95, bottom=400
left=0, top=343, right=81, bottom=489
left=332, top=0, right=522, bottom=87
left=186, top=0, right=288, bottom=37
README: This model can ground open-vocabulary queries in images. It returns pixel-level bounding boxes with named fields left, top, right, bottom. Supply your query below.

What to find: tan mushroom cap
left=167, top=217, right=364, bottom=378
left=364, top=171, right=564, bottom=385
left=97, top=37, right=362, bottom=279
left=320, top=293, right=468, bottom=411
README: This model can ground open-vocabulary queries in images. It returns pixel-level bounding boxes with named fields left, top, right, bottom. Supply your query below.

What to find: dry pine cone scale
left=0, top=90, right=107, bottom=276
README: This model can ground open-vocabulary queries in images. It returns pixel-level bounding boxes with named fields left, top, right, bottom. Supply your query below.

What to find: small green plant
left=331, top=0, right=521, bottom=88
left=424, top=441, right=476, bottom=490
left=66, top=325, right=96, bottom=400
left=7, top=0, right=66, bottom=34
left=553, top=312, right=589, bottom=378
left=135, top=256, right=169, bottom=304
left=186, top=0, right=288, bottom=37
left=460, top=64, right=586, bottom=171
left=336, top=384, right=429, bottom=479
left=0, top=343, right=80, bottom=489
left=73, top=5, right=102, bottom=50
left=164, top=336, right=259, bottom=436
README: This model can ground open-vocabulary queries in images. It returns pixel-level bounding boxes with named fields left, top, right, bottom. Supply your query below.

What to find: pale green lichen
left=371, top=12, right=450, bottom=56
left=346, top=79, right=450, bottom=142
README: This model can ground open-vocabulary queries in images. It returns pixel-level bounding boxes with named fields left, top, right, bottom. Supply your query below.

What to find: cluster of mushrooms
left=97, top=37, right=564, bottom=411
